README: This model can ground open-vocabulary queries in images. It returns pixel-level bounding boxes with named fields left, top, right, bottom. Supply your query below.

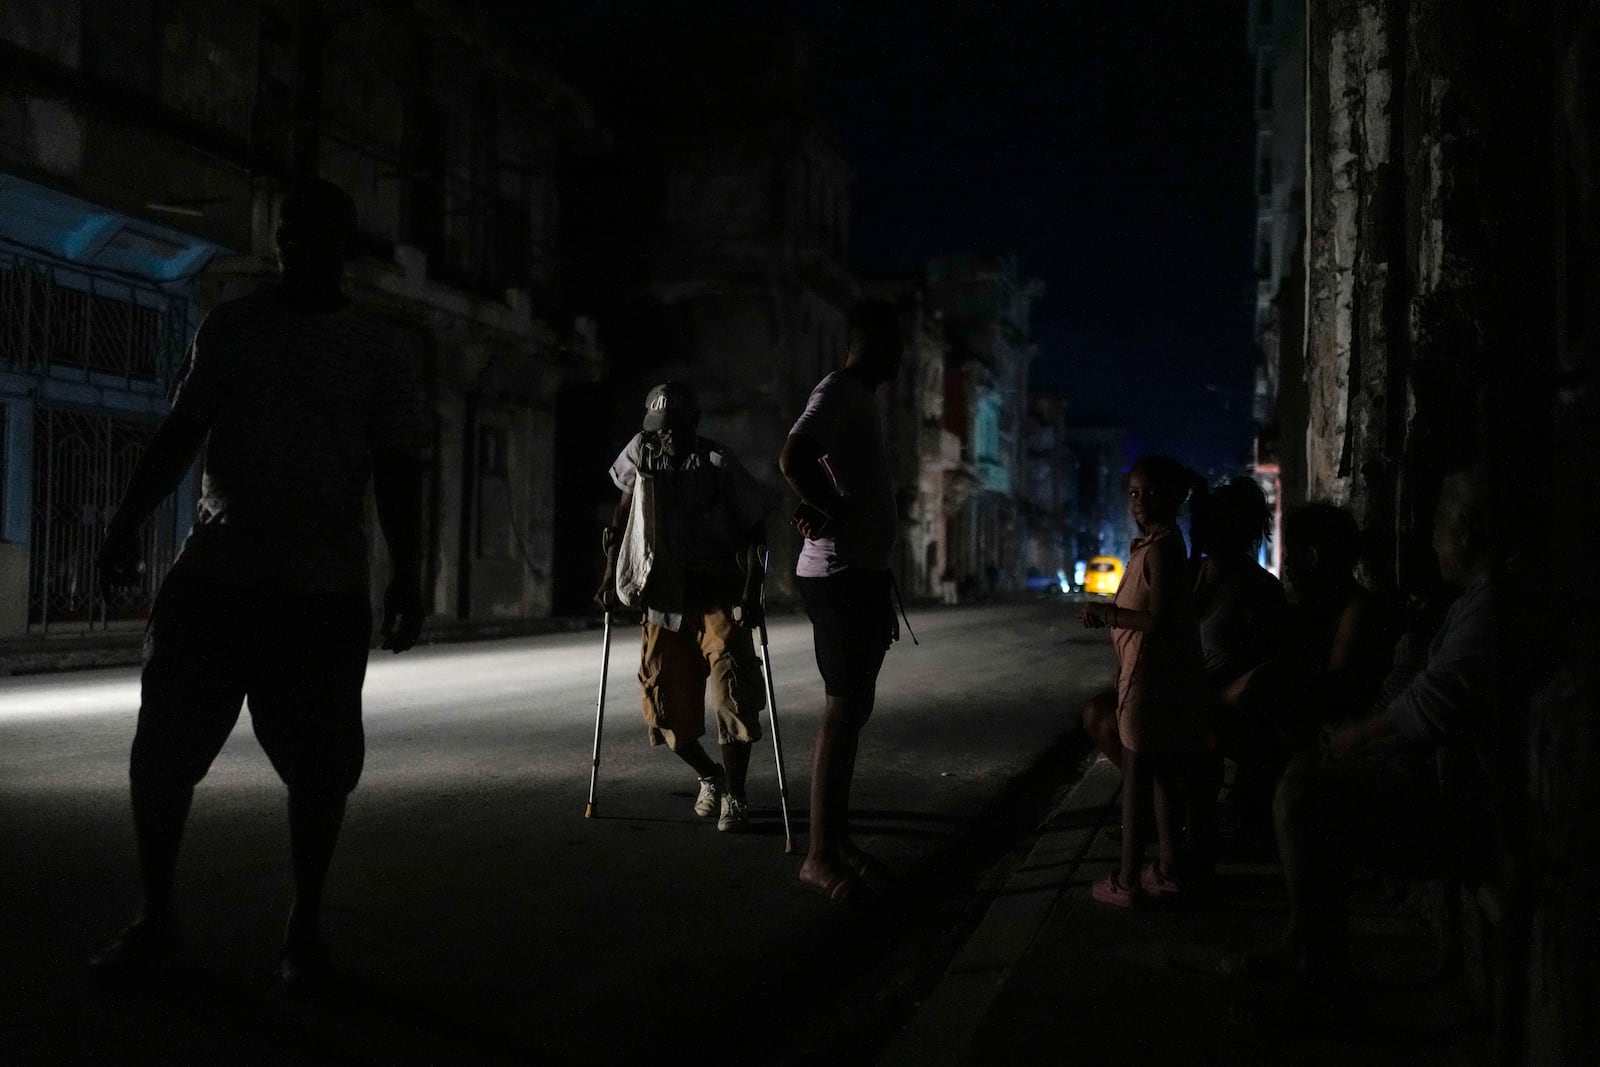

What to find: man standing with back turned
left=90, top=179, right=430, bottom=994
left=780, top=298, right=903, bottom=902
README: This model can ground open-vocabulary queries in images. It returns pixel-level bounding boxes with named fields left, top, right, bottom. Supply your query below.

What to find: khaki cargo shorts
left=638, top=606, right=766, bottom=751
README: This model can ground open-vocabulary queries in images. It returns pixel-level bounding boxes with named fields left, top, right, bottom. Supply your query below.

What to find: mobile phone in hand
left=791, top=501, right=833, bottom=537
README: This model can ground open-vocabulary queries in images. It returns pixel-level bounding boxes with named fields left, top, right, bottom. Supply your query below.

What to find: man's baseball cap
left=641, top=381, right=698, bottom=431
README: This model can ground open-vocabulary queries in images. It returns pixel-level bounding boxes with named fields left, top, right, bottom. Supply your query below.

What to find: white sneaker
left=717, top=794, right=749, bottom=832
left=694, top=772, right=724, bottom=817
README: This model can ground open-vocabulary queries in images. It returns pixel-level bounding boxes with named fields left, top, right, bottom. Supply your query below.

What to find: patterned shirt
left=169, top=287, right=430, bottom=593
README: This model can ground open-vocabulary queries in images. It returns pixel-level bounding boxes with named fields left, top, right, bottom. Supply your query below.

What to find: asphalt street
left=1, top=600, right=1111, bottom=1065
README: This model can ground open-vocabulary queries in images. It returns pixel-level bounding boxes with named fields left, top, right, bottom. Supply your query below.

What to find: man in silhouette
left=90, top=178, right=429, bottom=994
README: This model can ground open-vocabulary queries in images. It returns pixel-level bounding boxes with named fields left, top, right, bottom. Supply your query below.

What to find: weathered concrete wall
left=1303, top=0, right=1552, bottom=588
left=1303, top=2, right=1598, bottom=1059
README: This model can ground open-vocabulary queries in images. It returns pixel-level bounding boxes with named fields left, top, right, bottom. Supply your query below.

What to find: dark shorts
left=131, top=562, right=372, bottom=796
left=797, top=567, right=893, bottom=708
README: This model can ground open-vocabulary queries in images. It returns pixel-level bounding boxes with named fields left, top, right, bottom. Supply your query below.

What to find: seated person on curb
left=1245, top=466, right=1500, bottom=1005
left=596, top=382, right=772, bottom=832
left=1278, top=503, right=1397, bottom=746
left=1191, top=477, right=1289, bottom=857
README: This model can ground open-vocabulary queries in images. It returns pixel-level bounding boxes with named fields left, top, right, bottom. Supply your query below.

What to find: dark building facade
left=0, top=1, right=601, bottom=655
left=555, top=25, right=856, bottom=607
left=1020, top=392, right=1072, bottom=590
left=865, top=257, right=1043, bottom=601
left=923, top=254, right=1042, bottom=598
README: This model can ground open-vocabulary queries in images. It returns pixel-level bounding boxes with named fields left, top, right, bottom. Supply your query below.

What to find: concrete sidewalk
left=881, top=757, right=1486, bottom=1066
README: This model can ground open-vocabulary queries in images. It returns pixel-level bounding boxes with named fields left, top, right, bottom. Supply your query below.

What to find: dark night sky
left=532, top=1, right=1258, bottom=477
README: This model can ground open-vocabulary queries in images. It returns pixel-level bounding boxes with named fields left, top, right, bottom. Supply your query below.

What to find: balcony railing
left=0, top=248, right=189, bottom=387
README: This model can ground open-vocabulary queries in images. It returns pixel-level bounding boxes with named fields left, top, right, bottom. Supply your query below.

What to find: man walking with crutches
left=594, top=383, right=772, bottom=831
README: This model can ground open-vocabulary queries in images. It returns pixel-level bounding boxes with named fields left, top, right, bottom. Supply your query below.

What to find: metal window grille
left=0, top=247, right=188, bottom=384
left=0, top=246, right=194, bottom=630
left=29, top=405, right=177, bottom=629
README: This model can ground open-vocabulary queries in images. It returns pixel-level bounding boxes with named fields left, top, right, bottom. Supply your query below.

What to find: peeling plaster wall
left=1305, top=3, right=1381, bottom=511
left=1301, top=7, right=1599, bottom=1055
left=1302, top=0, right=1550, bottom=589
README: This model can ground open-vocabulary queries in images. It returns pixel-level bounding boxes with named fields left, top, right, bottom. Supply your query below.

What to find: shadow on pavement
left=73, top=961, right=556, bottom=1066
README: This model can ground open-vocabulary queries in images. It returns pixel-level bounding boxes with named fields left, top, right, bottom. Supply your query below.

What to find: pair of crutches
left=584, top=550, right=797, bottom=854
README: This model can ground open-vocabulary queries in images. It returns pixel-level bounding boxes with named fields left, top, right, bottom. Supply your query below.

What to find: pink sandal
left=1091, top=873, right=1139, bottom=908
left=1140, top=862, right=1183, bottom=898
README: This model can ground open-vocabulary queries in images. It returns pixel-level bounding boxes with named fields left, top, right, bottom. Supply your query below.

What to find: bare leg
left=130, top=778, right=193, bottom=920
left=799, top=694, right=869, bottom=896
left=285, top=789, right=347, bottom=951
left=87, top=779, right=191, bottom=979
left=1082, top=689, right=1123, bottom=768
left=1118, top=751, right=1147, bottom=886
left=672, top=739, right=722, bottom=780
left=1152, top=766, right=1182, bottom=878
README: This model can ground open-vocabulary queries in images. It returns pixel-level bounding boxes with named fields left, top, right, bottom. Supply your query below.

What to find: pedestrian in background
left=780, top=298, right=903, bottom=903
left=594, top=382, right=771, bottom=831
left=1078, top=455, right=1204, bottom=906
left=90, top=179, right=430, bottom=994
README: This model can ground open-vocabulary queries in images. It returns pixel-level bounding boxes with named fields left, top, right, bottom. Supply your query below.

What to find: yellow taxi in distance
left=1082, top=556, right=1124, bottom=596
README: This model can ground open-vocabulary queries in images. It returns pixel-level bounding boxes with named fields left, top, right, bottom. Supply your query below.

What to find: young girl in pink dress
left=1079, top=455, right=1204, bottom=905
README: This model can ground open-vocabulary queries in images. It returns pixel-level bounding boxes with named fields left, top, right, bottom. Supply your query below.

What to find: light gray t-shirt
left=170, top=288, right=431, bottom=593
left=1384, top=574, right=1495, bottom=745
left=788, top=370, right=897, bottom=577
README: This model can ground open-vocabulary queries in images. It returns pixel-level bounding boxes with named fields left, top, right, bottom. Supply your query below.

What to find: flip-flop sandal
left=841, top=849, right=898, bottom=884
left=803, top=870, right=876, bottom=906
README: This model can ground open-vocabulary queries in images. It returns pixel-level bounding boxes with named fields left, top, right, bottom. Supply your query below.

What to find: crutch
left=584, top=609, right=613, bottom=818
left=752, top=548, right=797, bottom=854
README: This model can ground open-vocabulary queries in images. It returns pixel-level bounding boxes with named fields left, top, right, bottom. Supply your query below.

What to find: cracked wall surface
left=1302, top=0, right=1552, bottom=589
left=1301, top=4, right=1599, bottom=1058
